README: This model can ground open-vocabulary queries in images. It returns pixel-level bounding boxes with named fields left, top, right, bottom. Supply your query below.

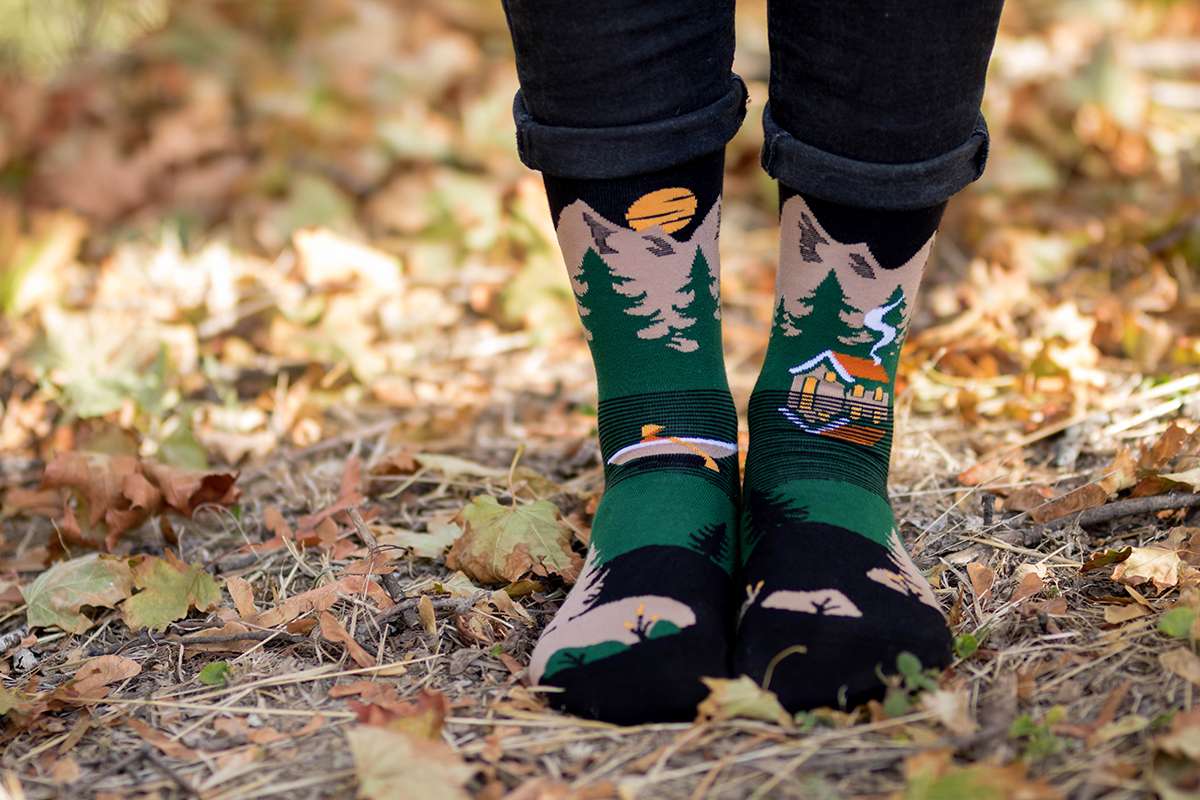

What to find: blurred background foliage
left=0, top=0, right=1197, bottom=473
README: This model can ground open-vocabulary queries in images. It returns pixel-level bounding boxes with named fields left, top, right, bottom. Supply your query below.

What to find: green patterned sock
left=734, top=188, right=952, bottom=712
left=528, top=151, right=738, bottom=723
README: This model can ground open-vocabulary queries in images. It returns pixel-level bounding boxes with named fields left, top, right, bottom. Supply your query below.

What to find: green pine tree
left=687, top=521, right=729, bottom=568
left=575, top=249, right=646, bottom=347
left=686, top=250, right=720, bottom=324
left=771, top=295, right=802, bottom=337
left=793, top=269, right=865, bottom=357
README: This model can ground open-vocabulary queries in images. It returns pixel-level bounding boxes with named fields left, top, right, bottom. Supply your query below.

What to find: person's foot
left=733, top=191, right=952, bottom=712
left=527, top=152, right=740, bottom=723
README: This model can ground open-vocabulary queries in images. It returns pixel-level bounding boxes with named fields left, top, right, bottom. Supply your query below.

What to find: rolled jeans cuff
left=512, top=75, right=748, bottom=180
left=760, top=102, right=990, bottom=210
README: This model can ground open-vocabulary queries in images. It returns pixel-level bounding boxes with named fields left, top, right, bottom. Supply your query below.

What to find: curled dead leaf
left=1111, top=546, right=1181, bottom=592
left=696, top=676, right=792, bottom=728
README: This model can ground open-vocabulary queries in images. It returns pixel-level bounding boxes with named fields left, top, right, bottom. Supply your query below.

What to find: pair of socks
left=526, top=150, right=951, bottom=724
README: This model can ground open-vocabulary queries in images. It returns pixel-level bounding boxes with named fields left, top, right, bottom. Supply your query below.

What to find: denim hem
left=513, top=75, right=748, bottom=180
left=760, top=102, right=990, bottom=210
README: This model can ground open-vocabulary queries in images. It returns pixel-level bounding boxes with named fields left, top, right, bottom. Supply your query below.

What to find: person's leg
left=503, top=0, right=745, bottom=723
left=736, top=0, right=1005, bottom=712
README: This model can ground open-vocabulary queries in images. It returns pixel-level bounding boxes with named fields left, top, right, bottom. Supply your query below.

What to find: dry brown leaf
left=966, top=562, right=996, bottom=602
left=49, top=756, right=81, bottom=785
left=1029, top=448, right=1138, bottom=524
left=1011, top=571, right=1046, bottom=604
left=226, top=576, right=257, bottom=618
left=318, top=611, right=375, bottom=668
left=417, top=595, right=437, bottom=635
left=350, top=689, right=448, bottom=740
left=1160, top=648, right=1200, bottom=686
left=1104, top=604, right=1149, bottom=624
left=919, top=688, right=977, bottom=736
left=347, top=724, right=474, bottom=800
left=54, top=655, right=141, bottom=703
left=1111, top=546, right=1182, bottom=592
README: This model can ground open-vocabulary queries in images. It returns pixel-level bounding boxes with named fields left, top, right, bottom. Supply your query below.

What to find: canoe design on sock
left=865, top=529, right=942, bottom=611
left=607, top=424, right=737, bottom=472
left=557, top=199, right=721, bottom=354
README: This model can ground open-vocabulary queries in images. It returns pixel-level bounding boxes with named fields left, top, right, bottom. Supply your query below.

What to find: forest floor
left=1, top=1, right=1200, bottom=798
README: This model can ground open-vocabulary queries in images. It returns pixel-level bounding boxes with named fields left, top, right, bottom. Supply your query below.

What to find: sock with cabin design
left=734, top=187, right=953, bottom=712
left=527, top=151, right=739, bottom=724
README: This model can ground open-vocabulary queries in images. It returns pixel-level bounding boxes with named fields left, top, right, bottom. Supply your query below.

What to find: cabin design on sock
left=779, top=349, right=890, bottom=445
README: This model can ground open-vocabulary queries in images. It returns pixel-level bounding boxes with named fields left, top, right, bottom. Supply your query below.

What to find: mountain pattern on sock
left=734, top=188, right=952, bottom=712
left=527, top=152, right=739, bottom=723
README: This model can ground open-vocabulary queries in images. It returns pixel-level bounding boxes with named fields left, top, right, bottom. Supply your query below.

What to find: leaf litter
left=0, top=0, right=1198, bottom=798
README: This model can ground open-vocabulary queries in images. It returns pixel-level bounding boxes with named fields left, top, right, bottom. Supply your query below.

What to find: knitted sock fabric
left=733, top=187, right=952, bottom=712
left=527, top=151, right=739, bottom=724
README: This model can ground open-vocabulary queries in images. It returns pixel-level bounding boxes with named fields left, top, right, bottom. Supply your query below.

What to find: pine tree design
left=687, top=521, right=729, bottom=567
left=793, top=270, right=869, bottom=356
left=686, top=250, right=720, bottom=323
left=772, top=295, right=803, bottom=337
left=744, top=487, right=809, bottom=554
left=574, top=248, right=645, bottom=346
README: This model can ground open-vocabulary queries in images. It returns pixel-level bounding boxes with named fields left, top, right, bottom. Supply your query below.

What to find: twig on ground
left=1046, top=492, right=1200, bottom=529
left=348, top=508, right=406, bottom=601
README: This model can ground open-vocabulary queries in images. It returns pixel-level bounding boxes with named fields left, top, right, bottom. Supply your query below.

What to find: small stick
left=143, top=748, right=199, bottom=796
left=1046, top=492, right=1200, bottom=529
left=348, top=508, right=406, bottom=601
left=375, top=593, right=489, bottom=625
left=170, top=631, right=307, bottom=646
left=0, top=625, right=29, bottom=653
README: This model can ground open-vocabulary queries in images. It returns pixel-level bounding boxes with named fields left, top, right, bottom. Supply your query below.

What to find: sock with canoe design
left=527, top=151, right=739, bottom=723
left=734, top=188, right=953, bottom=712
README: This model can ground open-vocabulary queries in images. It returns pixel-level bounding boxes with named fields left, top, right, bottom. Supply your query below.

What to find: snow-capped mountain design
left=777, top=195, right=934, bottom=337
left=556, top=198, right=721, bottom=353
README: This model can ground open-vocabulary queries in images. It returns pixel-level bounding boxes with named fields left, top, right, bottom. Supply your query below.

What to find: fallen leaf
left=61, top=655, right=141, bottom=700
left=347, top=725, right=474, bottom=800
left=1082, top=547, right=1132, bottom=573
left=1159, top=468, right=1200, bottom=492
left=899, top=749, right=1063, bottom=800
left=49, top=756, right=81, bottom=785
left=446, top=495, right=581, bottom=585
left=1111, top=546, right=1182, bottom=592
left=122, top=552, right=222, bottom=631
left=1161, top=648, right=1200, bottom=685
left=319, top=611, right=376, bottom=668
left=417, top=595, right=437, bottom=635
left=23, top=554, right=133, bottom=633
left=377, top=520, right=463, bottom=560
left=199, top=661, right=232, bottom=686
left=1156, top=707, right=1200, bottom=761
left=1090, top=714, right=1149, bottom=744
left=967, top=563, right=996, bottom=602
left=350, top=689, right=448, bottom=739
left=1029, top=448, right=1138, bottom=524
left=142, top=461, right=240, bottom=516
left=920, top=688, right=977, bottom=736
left=696, top=676, right=792, bottom=728
left=226, top=575, right=257, bottom=618
left=1103, top=604, right=1149, bottom=624
left=1011, top=571, right=1045, bottom=604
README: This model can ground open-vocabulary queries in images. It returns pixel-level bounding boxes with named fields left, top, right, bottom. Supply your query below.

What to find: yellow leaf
left=347, top=725, right=474, bottom=800
left=445, top=495, right=581, bottom=585
left=1111, top=546, right=1182, bottom=592
left=1103, top=604, right=1149, bottom=624
left=696, top=676, right=792, bottom=728
left=417, top=595, right=437, bottom=636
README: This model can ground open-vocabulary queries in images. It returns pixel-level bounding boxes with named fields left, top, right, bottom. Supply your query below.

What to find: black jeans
left=502, top=0, right=1004, bottom=210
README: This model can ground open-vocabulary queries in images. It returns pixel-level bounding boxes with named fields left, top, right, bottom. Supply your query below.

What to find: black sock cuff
left=544, top=150, right=725, bottom=241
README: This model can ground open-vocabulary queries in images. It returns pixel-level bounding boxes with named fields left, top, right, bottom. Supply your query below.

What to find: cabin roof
left=789, top=349, right=889, bottom=383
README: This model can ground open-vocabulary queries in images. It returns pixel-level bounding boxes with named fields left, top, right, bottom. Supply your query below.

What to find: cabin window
left=824, top=370, right=837, bottom=382
left=873, top=387, right=884, bottom=401
left=802, top=377, right=818, bottom=394
left=851, top=385, right=864, bottom=398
